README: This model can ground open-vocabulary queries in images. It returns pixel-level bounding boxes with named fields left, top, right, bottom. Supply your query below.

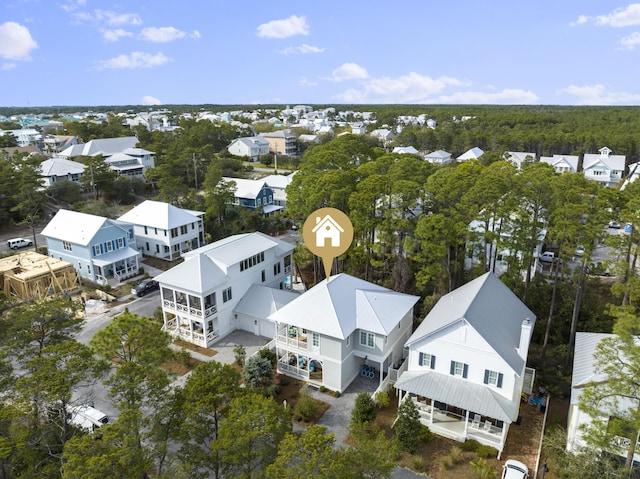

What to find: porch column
left=378, top=359, right=383, bottom=388
left=189, top=318, right=193, bottom=340
left=498, top=423, right=509, bottom=460
left=463, top=410, right=470, bottom=435
left=429, top=399, right=434, bottom=425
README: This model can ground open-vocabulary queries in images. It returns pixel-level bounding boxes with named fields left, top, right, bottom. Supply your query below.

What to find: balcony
left=276, top=325, right=308, bottom=349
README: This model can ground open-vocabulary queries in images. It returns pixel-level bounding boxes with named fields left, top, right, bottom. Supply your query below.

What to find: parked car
left=575, top=245, right=585, bottom=257
left=7, top=237, right=33, bottom=249
left=538, top=251, right=560, bottom=264
left=131, top=278, right=159, bottom=297
left=587, top=262, right=611, bottom=276
left=502, top=459, right=529, bottom=479
left=608, top=220, right=621, bottom=229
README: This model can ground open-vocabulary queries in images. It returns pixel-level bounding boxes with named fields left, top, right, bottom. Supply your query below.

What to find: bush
left=279, top=376, right=290, bottom=387
left=419, top=424, right=434, bottom=444
left=462, top=439, right=481, bottom=452
left=449, top=445, right=463, bottom=464
left=350, top=392, right=378, bottom=426
left=411, top=455, right=427, bottom=472
left=395, top=398, right=422, bottom=453
left=294, top=395, right=319, bottom=422
left=175, top=349, right=191, bottom=367
left=333, top=390, right=340, bottom=398
left=233, top=345, right=246, bottom=366
left=440, top=456, right=453, bottom=470
left=257, top=348, right=277, bottom=367
left=375, top=391, right=390, bottom=409
left=243, top=355, right=273, bottom=389
left=475, top=444, right=498, bottom=459
left=319, top=386, right=326, bottom=393
left=470, top=458, right=496, bottom=479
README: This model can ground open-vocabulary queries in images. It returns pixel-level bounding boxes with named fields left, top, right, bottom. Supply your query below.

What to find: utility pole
left=193, top=153, right=198, bottom=190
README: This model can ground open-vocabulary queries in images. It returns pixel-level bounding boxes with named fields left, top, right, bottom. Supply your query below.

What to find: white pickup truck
left=538, top=251, right=560, bottom=264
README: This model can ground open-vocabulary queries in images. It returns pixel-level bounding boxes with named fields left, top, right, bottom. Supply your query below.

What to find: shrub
left=233, top=345, right=246, bottom=366
left=449, top=445, right=463, bottom=464
left=333, top=390, right=340, bottom=398
left=243, top=355, right=273, bottom=389
left=475, top=444, right=498, bottom=459
left=175, top=349, right=191, bottom=368
left=294, top=395, right=319, bottom=422
left=350, top=392, right=378, bottom=426
left=419, top=424, right=433, bottom=444
left=462, top=439, right=481, bottom=452
left=470, top=458, right=496, bottom=479
left=319, top=385, right=326, bottom=393
left=375, top=391, right=390, bottom=409
left=395, top=398, right=422, bottom=453
left=411, top=455, right=427, bottom=472
left=440, top=456, right=453, bottom=470
left=279, top=376, right=290, bottom=387
left=257, top=348, right=277, bottom=367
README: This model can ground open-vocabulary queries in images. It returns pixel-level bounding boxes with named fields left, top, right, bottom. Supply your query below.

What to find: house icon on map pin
left=312, top=214, right=344, bottom=248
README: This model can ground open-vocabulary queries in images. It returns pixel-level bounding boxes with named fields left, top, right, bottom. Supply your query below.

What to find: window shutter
left=418, top=352, right=424, bottom=366
left=430, top=355, right=436, bottom=369
left=483, top=370, right=489, bottom=384
left=463, top=364, right=468, bottom=378
left=450, top=361, right=455, bottom=375
left=497, top=373, right=503, bottom=388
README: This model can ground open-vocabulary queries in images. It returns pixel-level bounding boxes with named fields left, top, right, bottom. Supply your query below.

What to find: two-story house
left=154, top=232, right=295, bottom=347
left=222, top=177, right=283, bottom=216
left=503, top=151, right=536, bottom=170
left=425, top=149, right=452, bottom=165
left=39, top=157, right=86, bottom=188
left=262, top=172, right=296, bottom=209
left=41, top=209, right=140, bottom=285
left=268, top=273, right=419, bottom=394
left=539, top=154, right=579, bottom=174
left=227, top=136, right=271, bottom=162
left=457, top=147, right=484, bottom=162
left=260, top=130, right=298, bottom=156
left=582, top=146, right=625, bottom=187
left=395, top=272, right=536, bottom=458
left=117, top=200, right=205, bottom=261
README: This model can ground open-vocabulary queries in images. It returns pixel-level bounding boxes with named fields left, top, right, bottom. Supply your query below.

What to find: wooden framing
left=0, top=252, right=79, bottom=300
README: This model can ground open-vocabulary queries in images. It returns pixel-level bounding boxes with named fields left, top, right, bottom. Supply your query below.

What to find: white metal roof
left=92, top=247, right=140, bottom=266
left=268, top=273, right=419, bottom=339
left=222, top=177, right=268, bottom=199
left=233, top=284, right=300, bottom=318
left=154, top=253, right=228, bottom=294
left=395, top=371, right=517, bottom=422
left=407, top=272, right=536, bottom=374
left=118, top=200, right=203, bottom=230
left=262, top=172, right=296, bottom=189
left=39, top=157, right=86, bottom=176
left=41, top=209, right=112, bottom=246
left=58, top=136, right=138, bottom=157
left=457, top=147, right=484, bottom=161
left=570, top=332, right=612, bottom=406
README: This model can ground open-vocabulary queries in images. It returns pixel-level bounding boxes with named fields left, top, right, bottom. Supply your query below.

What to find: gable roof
left=268, top=273, right=419, bottom=339
left=154, top=252, right=228, bottom=294
left=39, top=157, right=86, bottom=176
left=425, top=149, right=451, bottom=159
left=222, top=177, right=270, bottom=199
left=118, top=200, right=203, bottom=230
left=457, top=147, right=484, bottom=161
left=59, top=137, right=138, bottom=157
left=262, top=172, right=296, bottom=189
left=539, top=154, right=579, bottom=171
left=583, top=153, right=626, bottom=171
left=41, top=209, right=117, bottom=246
left=229, top=136, right=270, bottom=149
left=570, top=332, right=612, bottom=407
left=407, top=272, right=536, bottom=373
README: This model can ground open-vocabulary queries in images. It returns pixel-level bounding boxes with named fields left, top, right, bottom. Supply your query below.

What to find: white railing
left=114, top=266, right=138, bottom=282
left=189, top=308, right=202, bottom=317
left=207, top=331, right=219, bottom=342
left=204, top=305, right=217, bottom=317
left=388, top=358, right=408, bottom=383
left=285, top=265, right=292, bottom=274
left=163, top=300, right=175, bottom=309
left=277, top=332, right=308, bottom=349
left=165, top=318, right=177, bottom=330
left=176, top=304, right=188, bottom=312
left=278, top=362, right=309, bottom=380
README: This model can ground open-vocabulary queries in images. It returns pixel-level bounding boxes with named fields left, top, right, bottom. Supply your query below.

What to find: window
left=154, top=228, right=158, bottom=235
left=106, top=241, right=113, bottom=252
left=484, top=370, right=503, bottom=388
left=312, top=333, right=319, bottom=347
left=118, top=237, right=124, bottom=248
left=346, top=336, right=350, bottom=346
left=93, top=245, right=101, bottom=256
left=222, top=287, right=232, bottom=303
left=63, top=241, right=72, bottom=251
left=261, top=270, right=265, bottom=282
left=171, top=228, right=178, bottom=238
left=144, top=226, right=148, bottom=235
left=274, top=262, right=281, bottom=275
left=450, top=361, right=468, bottom=378
left=146, top=242, right=149, bottom=251
left=419, top=352, right=435, bottom=369
left=257, top=198, right=262, bottom=206
left=360, top=331, right=375, bottom=348
left=181, top=225, right=188, bottom=235
left=156, top=244, right=160, bottom=253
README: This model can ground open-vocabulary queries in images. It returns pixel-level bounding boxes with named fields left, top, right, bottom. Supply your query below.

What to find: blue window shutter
left=483, top=370, right=489, bottom=384
left=430, top=355, right=436, bottom=369
left=463, top=364, right=468, bottom=378
left=450, top=361, right=455, bottom=375
left=497, top=373, right=503, bottom=388
left=418, top=352, right=424, bottom=366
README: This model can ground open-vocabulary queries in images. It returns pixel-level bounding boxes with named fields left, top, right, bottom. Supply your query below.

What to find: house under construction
left=0, top=252, right=79, bottom=301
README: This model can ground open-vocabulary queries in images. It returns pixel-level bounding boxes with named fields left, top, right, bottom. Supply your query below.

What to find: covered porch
left=395, top=371, right=517, bottom=458
left=93, top=247, right=140, bottom=286
left=163, top=312, right=219, bottom=347
left=276, top=348, right=323, bottom=384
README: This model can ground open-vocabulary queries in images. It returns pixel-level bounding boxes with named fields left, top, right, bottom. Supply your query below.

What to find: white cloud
left=102, top=28, right=133, bottom=42
left=73, top=10, right=142, bottom=26
left=299, top=76, right=317, bottom=87
left=621, top=31, right=640, bottom=48
left=335, top=72, right=462, bottom=102
left=278, top=44, right=324, bottom=55
left=329, top=63, right=369, bottom=82
left=2, top=63, right=16, bottom=71
left=141, top=95, right=162, bottom=105
left=570, top=14, right=589, bottom=27
left=138, top=27, right=200, bottom=43
left=432, top=89, right=539, bottom=105
left=60, top=0, right=86, bottom=13
left=560, top=83, right=640, bottom=105
left=95, top=51, right=171, bottom=70
left=0, top=22, right=38, bottom=61
left=256, top=15, right=309, bottom=39
left=595, top=3, right=640, bottom=27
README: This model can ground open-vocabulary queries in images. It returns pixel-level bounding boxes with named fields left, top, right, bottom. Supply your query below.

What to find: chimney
left=518, top=318, right=532, bottom=357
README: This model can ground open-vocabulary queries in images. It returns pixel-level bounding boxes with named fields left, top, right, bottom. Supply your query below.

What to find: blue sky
left=2, top=1, right=640, bottom=107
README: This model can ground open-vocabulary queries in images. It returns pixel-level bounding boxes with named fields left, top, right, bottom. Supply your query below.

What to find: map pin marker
left=302, top=207, right=354, bottom=282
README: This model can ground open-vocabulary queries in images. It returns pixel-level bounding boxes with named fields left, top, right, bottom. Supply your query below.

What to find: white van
left=7, top=238, right=33, bottom=250
left=68, top=404, right=109, bottom=431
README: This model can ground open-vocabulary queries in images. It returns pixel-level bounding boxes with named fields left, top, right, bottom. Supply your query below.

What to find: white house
left=227, top=136, right=270, bottom=161
left=117, top=200, right=205, bottom=261
left=154, top=232, right=295, bottom=347
left=425, top=149, right=452, bottom=165
left=395, top=272, right=536, bottom=457
left=503, top=151, right=536, bottom=170
left=39, top=157, right=86, bottom=188
left=539, top=154, right=578, bottom=174
left=262, top=172, right=296, bottom=209
left=392, top=146, right=420, bottom=155
left=269, top=273, right=419, bottom=393
left=582, top=147, right=625, bottom=187
left=621, top=161, right=640, bottom=190
left=370, top=128, right=395, bottom=146
left=566, top=332, right=640, bottom=464
left=457, top=147, right=484, bottom=162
